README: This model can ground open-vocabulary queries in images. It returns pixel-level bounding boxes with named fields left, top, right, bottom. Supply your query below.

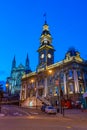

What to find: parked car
left=45, top=106, right=57, bottom=114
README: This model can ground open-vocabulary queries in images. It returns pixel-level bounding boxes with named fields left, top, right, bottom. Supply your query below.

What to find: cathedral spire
left=25, top=53, right=29, bottom=68
left=12, top=56, right=16, bottom=69
left=25, top=53, right=32, bottom=74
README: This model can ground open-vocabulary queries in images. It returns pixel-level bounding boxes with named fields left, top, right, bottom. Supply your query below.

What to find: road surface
left=0, top=105, right=87, bottom=130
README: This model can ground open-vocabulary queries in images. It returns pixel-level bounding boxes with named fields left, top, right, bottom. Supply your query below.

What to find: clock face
left=47, top=53, right=51, bottom=58
left=41, top=53, right=44, bottom=58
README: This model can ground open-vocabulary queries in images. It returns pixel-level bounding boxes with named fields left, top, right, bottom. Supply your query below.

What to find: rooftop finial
left=43, top=13, right=47, bottom=24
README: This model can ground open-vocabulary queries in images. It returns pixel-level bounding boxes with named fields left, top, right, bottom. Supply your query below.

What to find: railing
left=37, top=96, right=51, bottom=105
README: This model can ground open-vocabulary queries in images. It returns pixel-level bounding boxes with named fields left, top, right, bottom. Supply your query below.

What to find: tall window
left=67, top=70, right=73, bottom=79
left=77, top=70, right=82, bottom=79
left=61, top=85, right=64, bottom=92
left=69, top=83, right=74, bottom=94
left=79, top=84, right=84, bottom=93
left=50, top=88, right=52, bottom=95
left=53, top=87, right=58, bottom=96
left=69, top=70, right=73, bottom=78
left=85, top=73, right=87, bottom=80
left=55, top=87, right=58, bottom=94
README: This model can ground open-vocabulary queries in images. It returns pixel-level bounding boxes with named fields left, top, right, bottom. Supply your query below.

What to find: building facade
left=20, top=21, right=87, bottom=107
left=6, top=54, right=31, bottom=95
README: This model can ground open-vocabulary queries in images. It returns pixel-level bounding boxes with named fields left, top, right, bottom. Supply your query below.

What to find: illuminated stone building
left=6, top=54, right=31, bottom=95
left=20, top=21, right=87, bottom=107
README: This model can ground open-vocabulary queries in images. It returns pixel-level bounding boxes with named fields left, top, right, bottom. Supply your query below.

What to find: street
left=0, top=105, right=87, bottom=130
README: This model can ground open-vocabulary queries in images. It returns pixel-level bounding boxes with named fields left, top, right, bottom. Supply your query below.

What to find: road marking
left=2, top=106, right=31, bottom=116
left=13, top=112, right=22, bottom=116
left=0, top=114, right=5, bottom=117
left=30, top=112, right=39, bottom=115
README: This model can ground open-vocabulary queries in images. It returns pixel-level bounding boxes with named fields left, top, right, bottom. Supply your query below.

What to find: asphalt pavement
left=0, top=105, right=87, bottom=121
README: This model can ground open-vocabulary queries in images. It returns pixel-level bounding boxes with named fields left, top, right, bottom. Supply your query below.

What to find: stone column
left=74, top=70, right=79, bottom=93
left=24, top=85, right=27, bottom=99
left=20, top=85, right=22, bottom=100
left=63, top=73, right=67, bottom=95
left=36, top=81, right=38, bottom=98
left=83, top=72, right=86, bottom=92
left=44, top=77, right=48, bottom=97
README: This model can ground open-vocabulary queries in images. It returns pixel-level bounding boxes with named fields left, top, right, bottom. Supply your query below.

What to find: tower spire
left=40, top=16, right=52, bottom=45
left=12, top=56, right=16, bottom=69
left=25, top=53, right=32, bottom=74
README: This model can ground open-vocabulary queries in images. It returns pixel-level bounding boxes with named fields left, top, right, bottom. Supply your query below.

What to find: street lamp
left=6, top=82, right=9, bottom=94
left=48, top=70, right=52, bottom=74
left=57, top=75, right=64, bottom=115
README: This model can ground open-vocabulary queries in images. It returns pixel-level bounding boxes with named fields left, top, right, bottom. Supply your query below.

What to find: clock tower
left=37, top=20, right=55, bottom=71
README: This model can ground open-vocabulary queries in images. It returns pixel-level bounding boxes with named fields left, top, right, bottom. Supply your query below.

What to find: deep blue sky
left=0, top=0, right=87, bottom=81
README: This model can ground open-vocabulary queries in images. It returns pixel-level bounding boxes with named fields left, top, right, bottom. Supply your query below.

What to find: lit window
left=69, top=70, right=73, bottom=77
left=77, top=71, right=82, bottom=79
left=79, top=84, right=84, bottom=93
left=85, top=73, right=87, bottom=80
left=69, top=83, right=74, bottom=94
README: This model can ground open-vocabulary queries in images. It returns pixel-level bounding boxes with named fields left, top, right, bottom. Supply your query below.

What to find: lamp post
left=60, top=72, right=65, bottom=116
left=48, top=70, right=53, bottom=105
left=57, top=75, right=64, bottom=115
left=58, top=77, right=62, bottom=114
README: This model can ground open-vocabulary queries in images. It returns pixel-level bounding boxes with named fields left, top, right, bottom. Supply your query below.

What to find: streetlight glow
left=31, top=79, right=34, bottom=83
left=48, top=70, right=52, bottom=74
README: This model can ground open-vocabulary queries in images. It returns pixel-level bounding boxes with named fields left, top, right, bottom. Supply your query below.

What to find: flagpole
left=43, top=13, right=47, bottom=23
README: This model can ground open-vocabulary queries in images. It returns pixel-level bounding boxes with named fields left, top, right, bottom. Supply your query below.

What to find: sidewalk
left=21, top=106, right=87, bottom=120
left=60, top=108, right=87, bottom=120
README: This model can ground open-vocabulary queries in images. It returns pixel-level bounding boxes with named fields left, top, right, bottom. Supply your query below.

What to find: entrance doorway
left=38, top=88, right=44, bottom=96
